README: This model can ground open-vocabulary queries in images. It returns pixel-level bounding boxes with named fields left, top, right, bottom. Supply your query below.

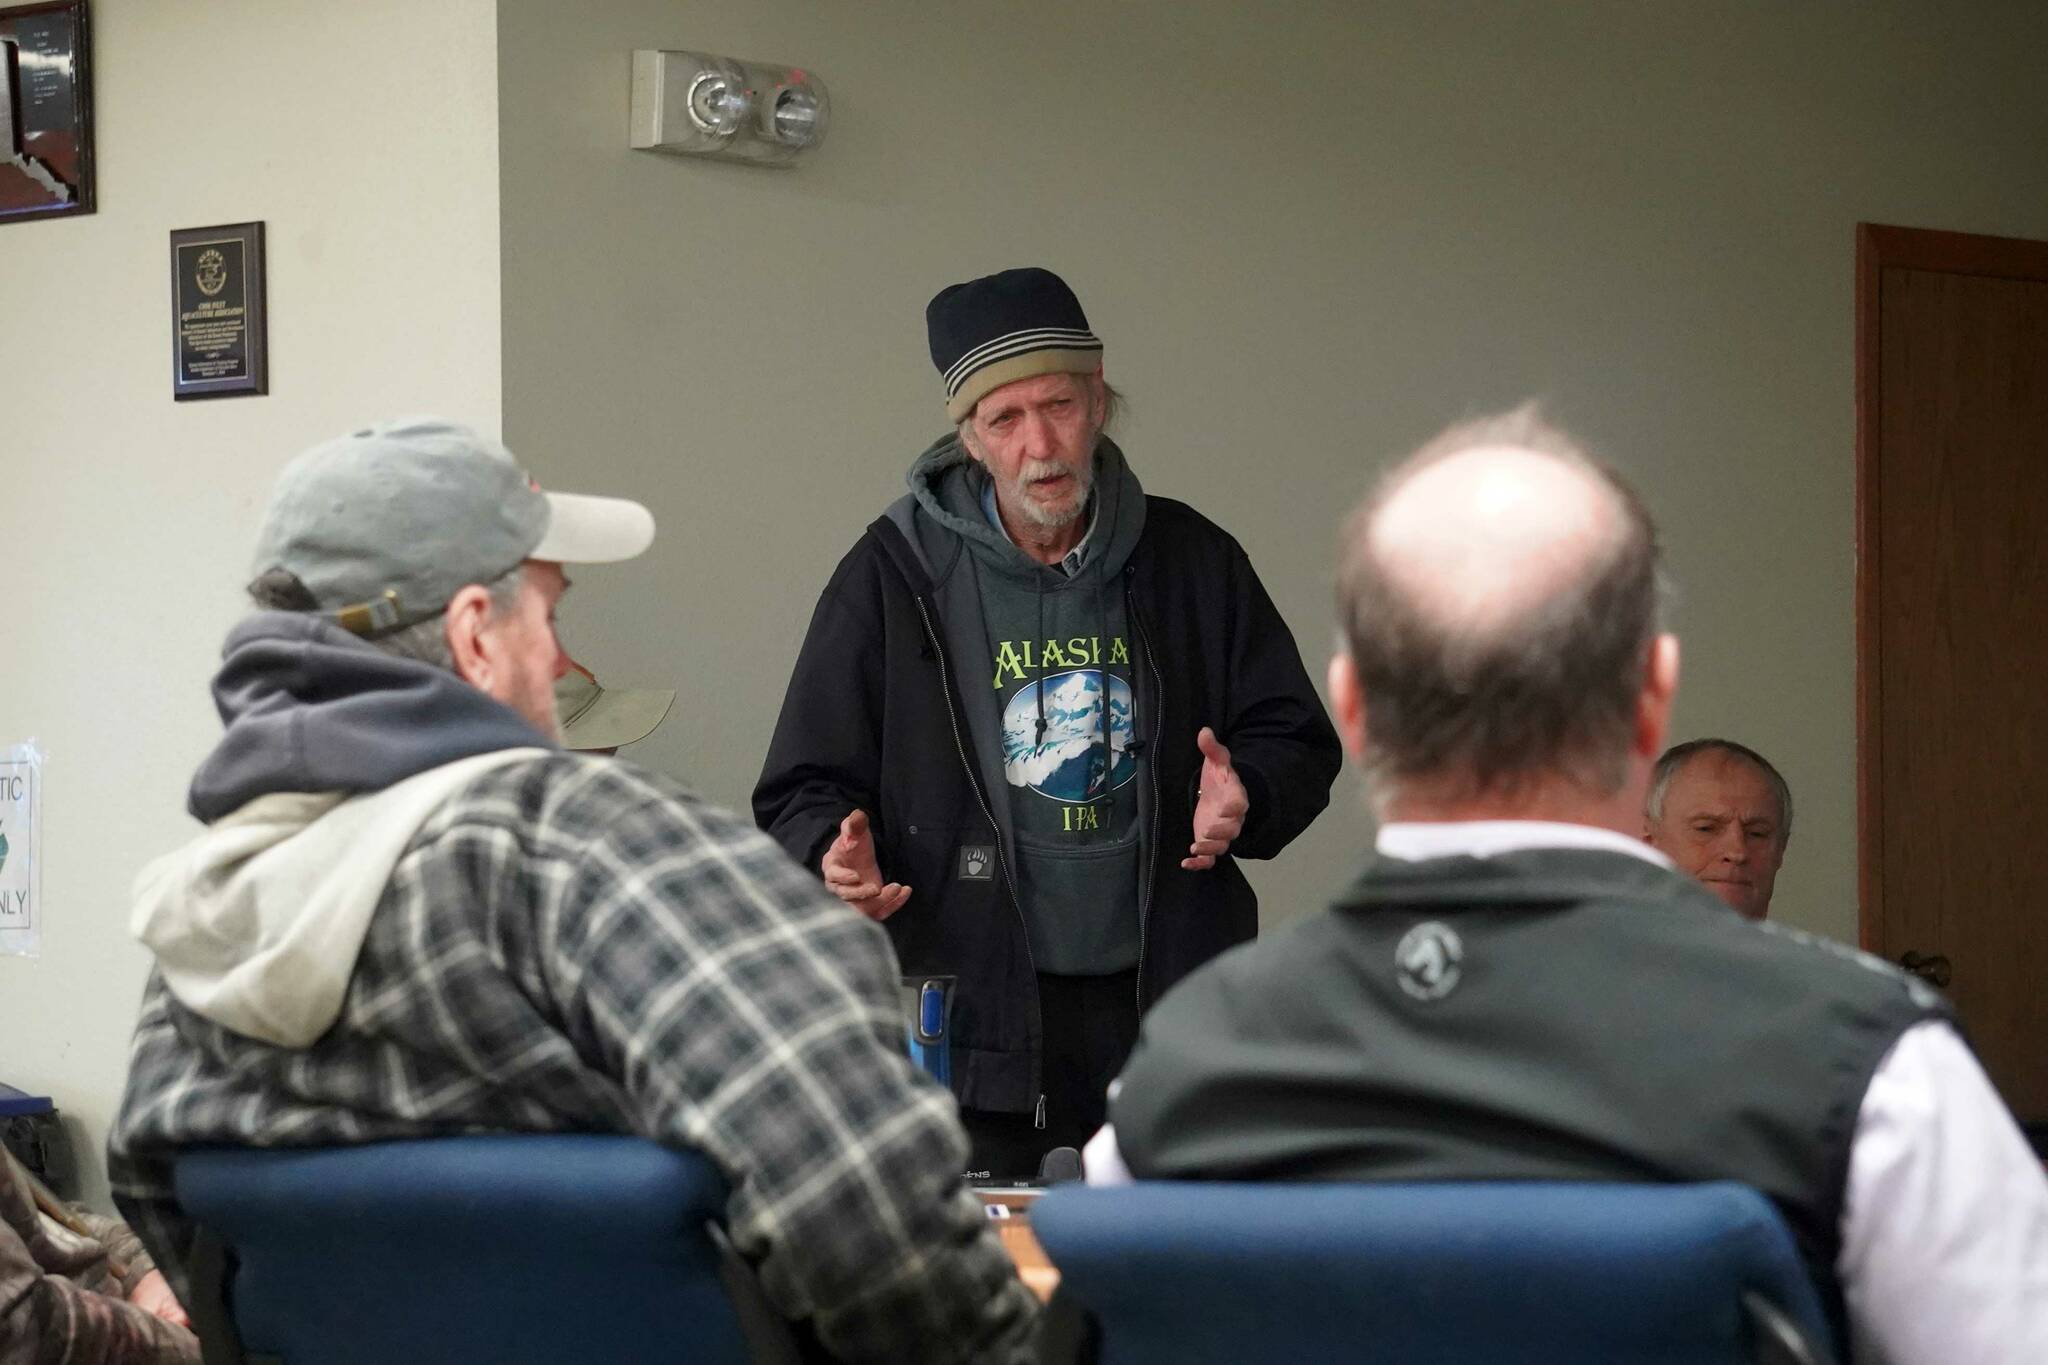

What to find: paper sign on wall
left=0, top=741, right=42, bottom=958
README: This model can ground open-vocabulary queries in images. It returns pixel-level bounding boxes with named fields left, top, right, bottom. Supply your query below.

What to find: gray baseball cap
left=251, top=417, right=655, bottom=635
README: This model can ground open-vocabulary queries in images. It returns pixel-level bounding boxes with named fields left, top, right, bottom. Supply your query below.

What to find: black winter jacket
left=754, top=495, right=1342, bottom=1115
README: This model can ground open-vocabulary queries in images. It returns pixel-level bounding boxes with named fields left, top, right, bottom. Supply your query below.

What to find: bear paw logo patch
left=959, top=846, right=994, bottom=881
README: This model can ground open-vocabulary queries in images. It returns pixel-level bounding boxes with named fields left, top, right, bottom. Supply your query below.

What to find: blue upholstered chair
left=1030, top=1180, right=1837, bottom=1365
left=174, top=1134, right=806, bottom=1365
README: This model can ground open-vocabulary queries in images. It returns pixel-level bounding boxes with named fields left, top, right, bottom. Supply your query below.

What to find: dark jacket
left=754, top=491, right=1342, bottom=1115
left=1110, top=846, right=1950, bottom=1342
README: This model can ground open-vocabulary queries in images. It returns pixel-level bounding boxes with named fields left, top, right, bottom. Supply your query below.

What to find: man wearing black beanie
left=756, top=267, right=1341, bottom=1179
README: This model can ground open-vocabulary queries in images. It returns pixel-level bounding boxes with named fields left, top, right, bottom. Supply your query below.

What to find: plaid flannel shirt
left=108, top=754, right=1038, bottom=1364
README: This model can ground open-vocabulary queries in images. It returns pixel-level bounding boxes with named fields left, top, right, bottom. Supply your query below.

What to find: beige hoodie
left=130, top=750, right=545, bottom=1047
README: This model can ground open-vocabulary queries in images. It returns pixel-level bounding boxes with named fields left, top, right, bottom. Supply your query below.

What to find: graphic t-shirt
left=910, top=442, right=1153, bottom=977
left=985, top=602, right=1143, bottom=973
left=995, top=633, right=1138, bottom=836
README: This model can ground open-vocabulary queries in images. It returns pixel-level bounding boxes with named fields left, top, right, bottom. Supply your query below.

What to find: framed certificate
left=170, top=221, right=269, bottom=400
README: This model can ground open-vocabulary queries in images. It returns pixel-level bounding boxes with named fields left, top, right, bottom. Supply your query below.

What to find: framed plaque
left=0, top=0, right=94, bottom=224
left=170, top=221, right=269, bottom=400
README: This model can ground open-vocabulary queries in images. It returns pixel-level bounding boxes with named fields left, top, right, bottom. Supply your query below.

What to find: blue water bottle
left=902, top=975, right=955, bottom=1088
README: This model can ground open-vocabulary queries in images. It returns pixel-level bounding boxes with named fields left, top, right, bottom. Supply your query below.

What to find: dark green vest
left=1111, top=848, right=1950, bottom=1341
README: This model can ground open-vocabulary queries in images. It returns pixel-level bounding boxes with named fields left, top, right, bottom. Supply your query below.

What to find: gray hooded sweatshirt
left=131, top=613, right=551, bottom=1046
left=892, top=435, right=1149, bottom=974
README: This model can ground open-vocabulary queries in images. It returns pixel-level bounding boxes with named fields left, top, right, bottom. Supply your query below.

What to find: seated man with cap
left=108, top=419, right=1039, bottom=1365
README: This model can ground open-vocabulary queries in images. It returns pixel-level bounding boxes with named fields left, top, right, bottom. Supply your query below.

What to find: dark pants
left=961, top=969, right=1140, bottom=1183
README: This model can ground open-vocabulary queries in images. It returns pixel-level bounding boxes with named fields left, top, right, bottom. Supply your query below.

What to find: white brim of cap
left=534, top=491, right=656, bottom=564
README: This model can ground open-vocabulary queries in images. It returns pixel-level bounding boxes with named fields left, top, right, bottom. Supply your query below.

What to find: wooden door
left=1857, top=223, right=2048, bottom=1131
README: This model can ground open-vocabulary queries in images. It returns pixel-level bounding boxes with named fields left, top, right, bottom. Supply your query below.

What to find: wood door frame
left=1855, top=223, right=2048, bottom=952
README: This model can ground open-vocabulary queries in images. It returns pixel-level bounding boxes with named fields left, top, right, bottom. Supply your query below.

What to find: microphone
left=1036, top=1145, right=1083, bottom=1186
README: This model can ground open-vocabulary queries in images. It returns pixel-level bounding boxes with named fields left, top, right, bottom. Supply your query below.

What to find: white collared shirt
left=1085, top=820, right=2048, bottom=1365
left=1373, top=818, right=1675, bottom=868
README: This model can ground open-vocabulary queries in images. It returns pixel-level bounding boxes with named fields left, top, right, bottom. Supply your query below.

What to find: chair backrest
left=1031, top=1180, right=1837, bottom=1365
left=174, top=1135, right=763, bottom=1365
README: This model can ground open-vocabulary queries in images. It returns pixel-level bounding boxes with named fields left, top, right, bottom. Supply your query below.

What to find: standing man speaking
left=756, top=267, right=1340, bottom=1178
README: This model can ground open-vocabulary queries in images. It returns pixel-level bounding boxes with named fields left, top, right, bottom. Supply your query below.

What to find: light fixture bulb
left=685, top=68, right=749, bottom=136
left=772, top=86, right=822, bottom=147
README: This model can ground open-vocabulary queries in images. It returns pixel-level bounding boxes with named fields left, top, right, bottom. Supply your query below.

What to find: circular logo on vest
left=1396, top=921, right=1464, bottom=1001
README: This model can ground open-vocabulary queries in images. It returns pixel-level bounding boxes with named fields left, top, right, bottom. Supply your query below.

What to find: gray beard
left=1005, top=452, right=1096, bottom=530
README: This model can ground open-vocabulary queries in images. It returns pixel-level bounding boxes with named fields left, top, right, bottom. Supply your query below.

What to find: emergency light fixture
left=629, top=49, right=830, bottom=168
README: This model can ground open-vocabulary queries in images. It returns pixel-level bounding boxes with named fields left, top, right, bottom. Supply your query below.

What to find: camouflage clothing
left=0, top=1151, right=198, bottom=1365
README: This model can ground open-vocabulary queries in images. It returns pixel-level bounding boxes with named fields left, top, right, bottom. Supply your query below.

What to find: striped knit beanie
left=927, top=267, right=1104, bottom=421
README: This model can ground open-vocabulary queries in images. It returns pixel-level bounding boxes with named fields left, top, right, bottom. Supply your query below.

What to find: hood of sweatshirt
left=135, top=613, right=555, bottom=1046
left=188, top=611, right=552, bottom=821
left=905, top=432, right=1147, bottom=586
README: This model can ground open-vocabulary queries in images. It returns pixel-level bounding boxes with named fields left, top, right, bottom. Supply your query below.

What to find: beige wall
left=0, top=0, right=501, bottom=1206
left=497, top=0, right=2048, bottom=951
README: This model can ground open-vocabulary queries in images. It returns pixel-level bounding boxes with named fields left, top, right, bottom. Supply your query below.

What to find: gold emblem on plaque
left=194, top=248, right=229, bottom=297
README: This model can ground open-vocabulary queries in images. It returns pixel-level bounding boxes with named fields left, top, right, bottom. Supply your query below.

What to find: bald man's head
left=1335, top=407, right=1666, bottom=809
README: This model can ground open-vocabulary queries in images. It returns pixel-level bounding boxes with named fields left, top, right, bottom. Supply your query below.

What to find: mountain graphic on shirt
left=1002, top=670, right=1136, bottom=801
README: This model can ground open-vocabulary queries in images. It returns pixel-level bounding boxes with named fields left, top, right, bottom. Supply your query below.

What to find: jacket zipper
left=1126, top=573, right=1166, bottom=1012
left=912, top=595, right=1046, bottom=1128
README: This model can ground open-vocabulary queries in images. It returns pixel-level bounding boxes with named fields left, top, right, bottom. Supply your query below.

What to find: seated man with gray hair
left=1089, top=406, right=2048, bottom=1365
left=1643, top=738, right=1791, bottom=920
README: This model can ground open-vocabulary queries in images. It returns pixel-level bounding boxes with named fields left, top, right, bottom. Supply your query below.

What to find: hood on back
left=135, top=750, right=546, bottom=1046
left=142, top=610, right=558, bottom=1046
left=189, top=611, right=553, bottom=823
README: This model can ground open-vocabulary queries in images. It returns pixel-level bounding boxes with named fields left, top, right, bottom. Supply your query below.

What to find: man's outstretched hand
left=821, top=809, right=913, bottom=920
left=1184, top=726, right=1249, bottom=870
